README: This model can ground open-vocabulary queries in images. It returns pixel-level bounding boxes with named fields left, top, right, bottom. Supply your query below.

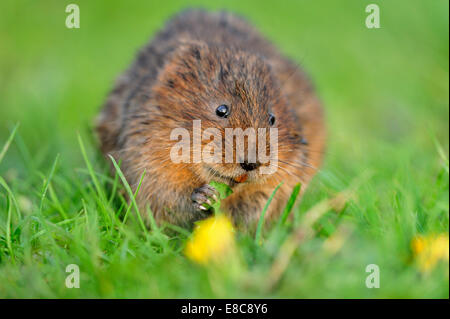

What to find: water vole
left=96, top=9, right=325, bottom=228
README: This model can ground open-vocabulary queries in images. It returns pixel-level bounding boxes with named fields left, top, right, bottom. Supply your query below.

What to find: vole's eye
left=269, top=113, right=276, bottom=126
left=216, top=104, right=230, bottom=118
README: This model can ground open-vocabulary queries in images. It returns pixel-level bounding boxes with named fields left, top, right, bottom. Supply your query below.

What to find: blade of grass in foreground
left=255, top=182, right=283, bottom=245
left=122, top=169, right=146, bottom=224
left=108, top=155, right=148, bottom=234
left=277, top=183, right=301, bottom=227
left=77, top=133, right=106, bottom=202
left=39, top=154, right=60, bottom=213
left=78, top=133, right=116, bottom=230
left=434, top=139, right=449, bottom=174
left=108, top=161, right=121, bottom=204
left=0, top=176, right=21, bottom=219
left=146, top=205, right=160, bottom=233
left=0, top=123, right=19, bottom=165
left=5, top=196, right=15, bottom=263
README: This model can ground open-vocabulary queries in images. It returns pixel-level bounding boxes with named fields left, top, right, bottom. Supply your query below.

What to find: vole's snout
left=240, top=161, right=260, bottom=172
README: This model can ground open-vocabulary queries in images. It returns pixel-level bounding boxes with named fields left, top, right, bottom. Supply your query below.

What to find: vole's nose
left=240, top=161, right=260, bottom=171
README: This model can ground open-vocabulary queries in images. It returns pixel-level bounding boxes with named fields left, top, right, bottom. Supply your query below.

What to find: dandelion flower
left=411, top=234, right=449, bottom=272
left=185, top=214, right=235, bottom=264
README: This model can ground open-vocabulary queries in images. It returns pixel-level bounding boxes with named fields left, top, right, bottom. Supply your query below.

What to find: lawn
left=0, top=0, right=448, bottom=298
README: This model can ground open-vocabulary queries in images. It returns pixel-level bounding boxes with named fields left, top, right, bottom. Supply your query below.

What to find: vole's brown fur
left=97, top=9, right=325, bottom=229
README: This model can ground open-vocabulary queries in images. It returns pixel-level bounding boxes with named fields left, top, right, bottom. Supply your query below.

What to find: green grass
left=0, top=0, right=448, bottom=298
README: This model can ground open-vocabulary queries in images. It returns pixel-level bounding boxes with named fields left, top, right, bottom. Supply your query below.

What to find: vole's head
left=153, top=42, right=304, bottom=186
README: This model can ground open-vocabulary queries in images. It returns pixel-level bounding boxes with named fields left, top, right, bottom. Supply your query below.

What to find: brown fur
left=96, top=9, right=326, bottom=229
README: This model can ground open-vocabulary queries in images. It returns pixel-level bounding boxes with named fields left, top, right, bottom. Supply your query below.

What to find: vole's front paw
left=191, top=184, right=218, bottom=212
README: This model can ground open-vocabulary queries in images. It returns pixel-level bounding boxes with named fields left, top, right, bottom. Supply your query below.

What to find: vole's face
left=153, top=42, right=303, bottom=185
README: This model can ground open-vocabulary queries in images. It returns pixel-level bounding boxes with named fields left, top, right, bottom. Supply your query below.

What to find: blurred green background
left=0, top=0, right=448, bottom=298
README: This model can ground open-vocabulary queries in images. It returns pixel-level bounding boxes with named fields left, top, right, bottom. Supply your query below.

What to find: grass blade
left=39, top=154, right=60, bottom=213
left=255, top=182, right=283, bottom=244
left=108, top=160, right=121, bottom=204
left=0, top=123, right=19, bottom=165
left=78, top=133, right=115, bottom=228
left=77, top=133, right=106, bottom=201
left=278, top=183, right=301, bottom=227
left=434, top=139, right=449, bottom=174
left=108, top=155, right=147, bottom=234
left=0, top=176, right=21, bottom=219
left=146, top=205, right=159, bottom=233
left=122, top=169, right=146, bottom=224
left=5, top=196, right=15, bottom=262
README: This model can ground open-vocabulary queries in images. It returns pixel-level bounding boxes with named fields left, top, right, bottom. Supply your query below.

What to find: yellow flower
left=411, top=234, right=449, bottom=272
left=185, top=214, right=235, bottom=264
